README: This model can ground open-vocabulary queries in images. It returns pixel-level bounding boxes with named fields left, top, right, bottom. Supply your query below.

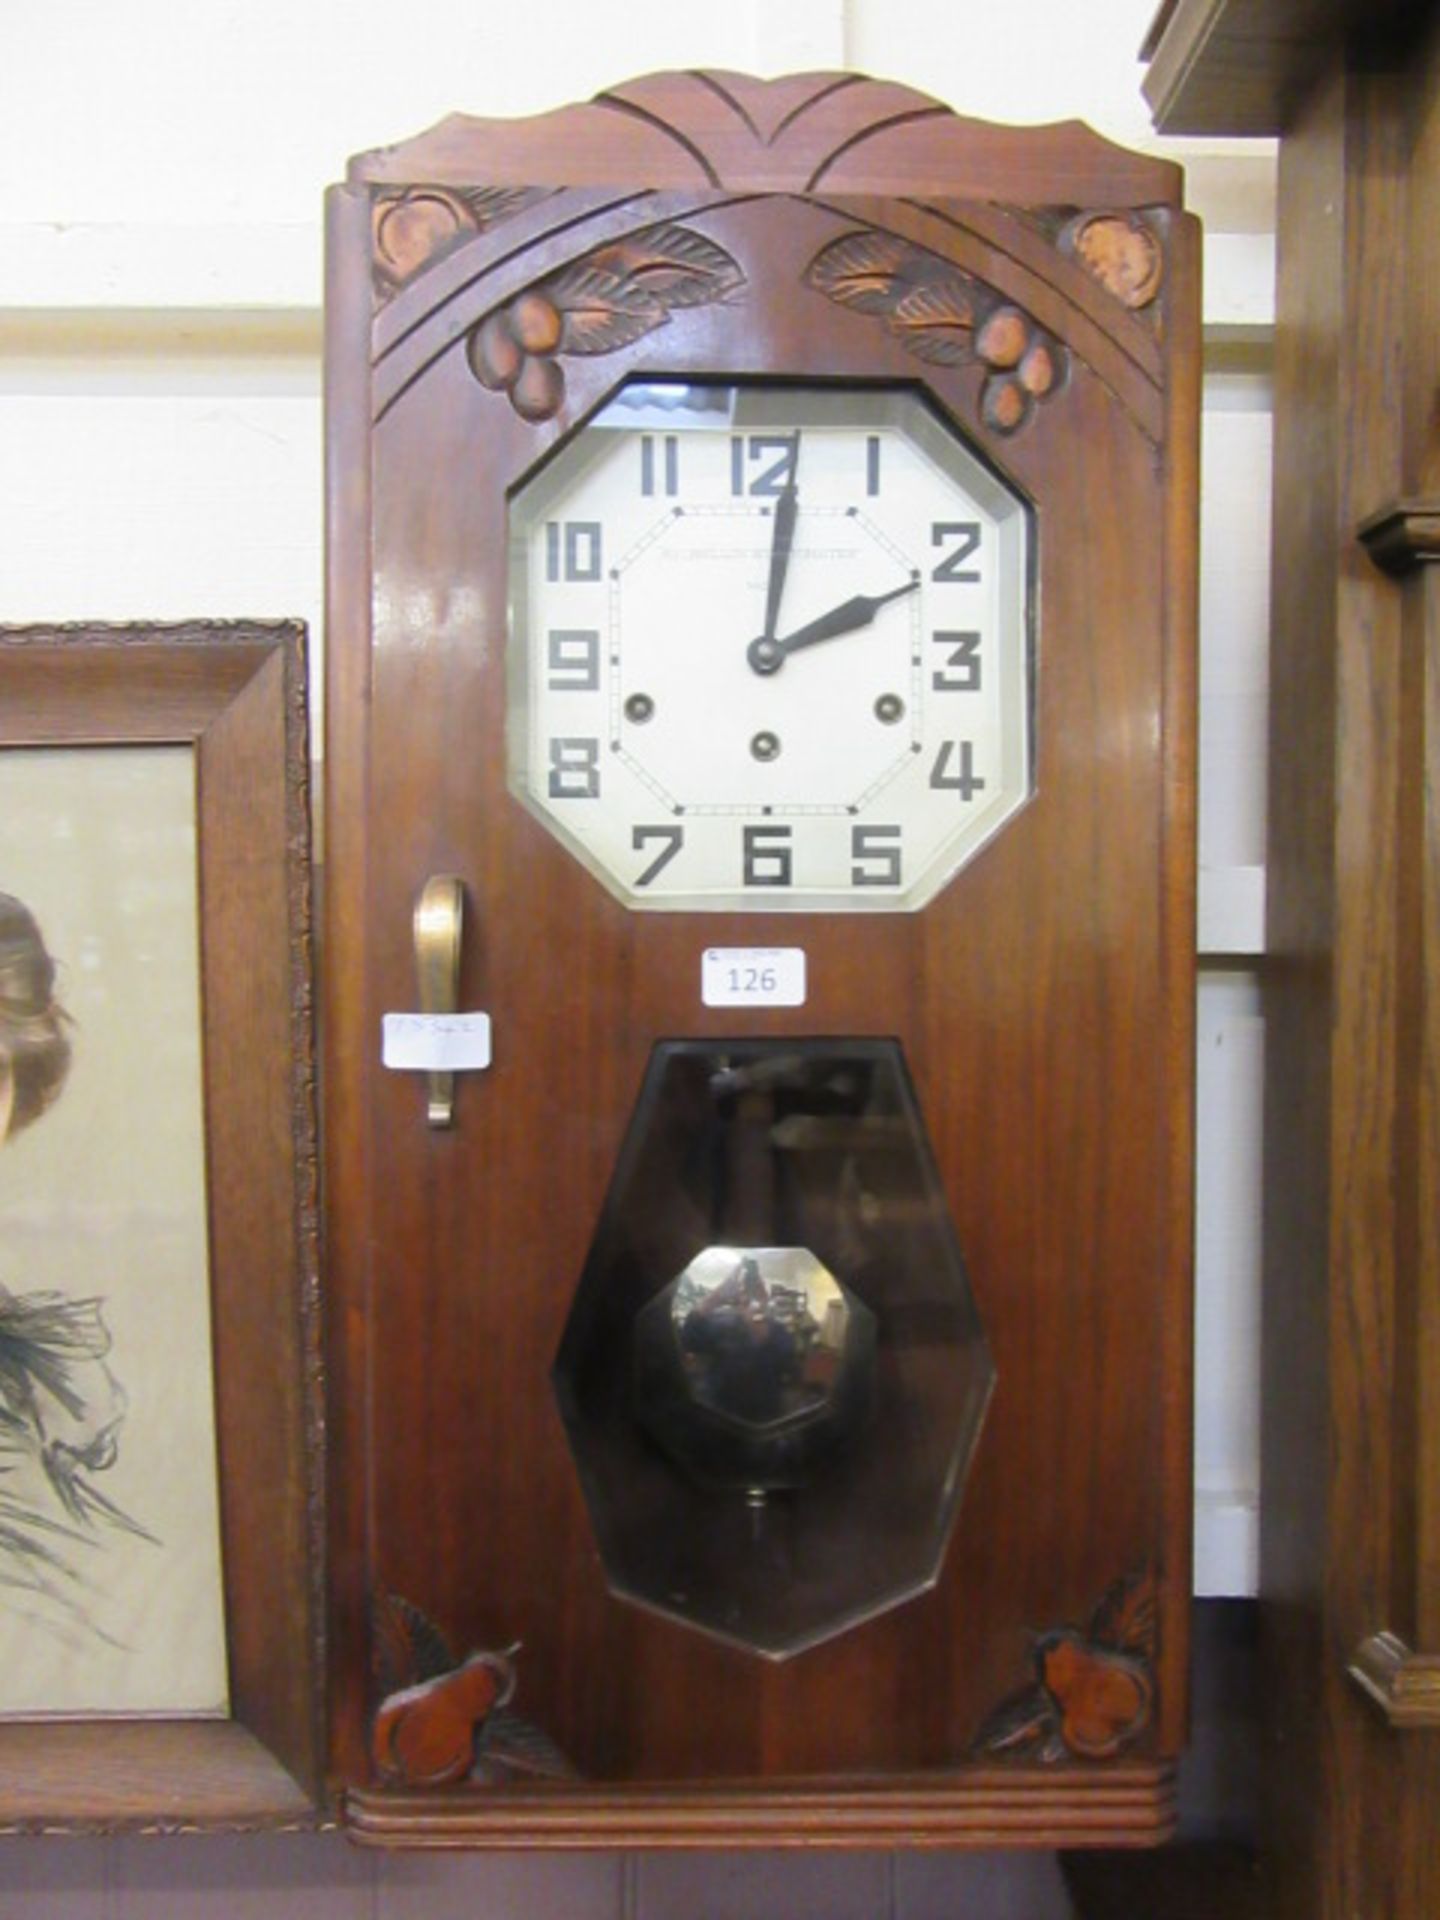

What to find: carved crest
left=806, top=230, right=1067, bottom=437
left=465, top=221, right=745, bottom=422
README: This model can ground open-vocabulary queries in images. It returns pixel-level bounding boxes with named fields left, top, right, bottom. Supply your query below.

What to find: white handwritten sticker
left=701, top=948, right=807, bottom=1009
left=382, top=1012, right=493, bottom=1072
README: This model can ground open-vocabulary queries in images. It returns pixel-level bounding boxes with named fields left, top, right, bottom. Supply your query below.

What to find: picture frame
left=0, top=621, right=323, bottom=1830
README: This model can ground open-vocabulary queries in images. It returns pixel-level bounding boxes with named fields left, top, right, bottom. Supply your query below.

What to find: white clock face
left=507, top=384, right=1032, bottom=911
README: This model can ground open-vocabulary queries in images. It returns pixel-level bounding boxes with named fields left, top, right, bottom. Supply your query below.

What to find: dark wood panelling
left=1144, top=4, right=1440, bottom=1914
left=1142, top=0, right=1417, bottom=133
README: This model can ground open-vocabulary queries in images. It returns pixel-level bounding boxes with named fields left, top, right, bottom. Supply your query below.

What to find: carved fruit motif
left=972, top=1568, right=1158, bottom=1764
left=372, top=1651, right=516, bottom=1786
left=1061, top=213, right=1164, bottom=310
left=466, top=222, right=745, bottom=423
left=372, top=186, right=553, bottom=300
left=806, top=231, right=1067, bottom=437
left=369, top=1592, right=576, bottom=1788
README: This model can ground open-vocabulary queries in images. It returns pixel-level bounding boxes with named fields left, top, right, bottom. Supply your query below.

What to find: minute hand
left=747, top=580, right=918, bottom=675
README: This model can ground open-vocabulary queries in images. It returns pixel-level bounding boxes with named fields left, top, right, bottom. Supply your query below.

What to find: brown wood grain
left=322, top=184, right=384, bottom=1796
left=1142, top=0, right=1417, bottom=135
left=1143, top=4, right=1440, bottom=1916
left=350, top=71, right=1182, bottom=206
left=324, top=74, right=1200, bottom=1846
left=0, top=623, right=324, bottom=1831
left=0, top=1722, right=314, bottom=1833
left=346, top=1764, right=1178, bottom=1850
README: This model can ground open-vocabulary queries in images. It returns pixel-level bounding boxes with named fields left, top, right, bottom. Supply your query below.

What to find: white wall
left=0, top=0, right=1273, bottom=1601
left=2, top=1, right=1253, bottom=229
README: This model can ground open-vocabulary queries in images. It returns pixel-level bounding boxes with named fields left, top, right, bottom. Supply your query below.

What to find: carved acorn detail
left=466, top=223, right=746, bottom=424
left=806, top=231, right=1067, bottom=437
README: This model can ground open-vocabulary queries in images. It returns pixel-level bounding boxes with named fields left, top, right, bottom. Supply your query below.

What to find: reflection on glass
left=553, top=1039, right=995, bottom=1660
left=635, top=1245, right=876, bottom=1497
left=674, top=1246, right=844, bottom=1427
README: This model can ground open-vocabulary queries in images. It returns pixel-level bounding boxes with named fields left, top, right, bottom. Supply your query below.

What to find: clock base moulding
left=344, top=1767, right=1180, bottom=1851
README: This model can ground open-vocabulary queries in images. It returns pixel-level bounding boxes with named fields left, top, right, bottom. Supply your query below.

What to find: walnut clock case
left=323, top=72, right=1199, bottom=1848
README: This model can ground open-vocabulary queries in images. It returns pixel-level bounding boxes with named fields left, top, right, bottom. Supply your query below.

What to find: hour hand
left=747, top=579, right=919, bottom=675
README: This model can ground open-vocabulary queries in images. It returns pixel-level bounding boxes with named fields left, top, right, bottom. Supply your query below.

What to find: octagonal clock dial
left=508, top=383, right=1033, bottom=911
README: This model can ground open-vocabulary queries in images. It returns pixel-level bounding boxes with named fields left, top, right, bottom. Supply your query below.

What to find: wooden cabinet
left=1144, top=6, right=1440, bottom=1914
left=322, top=72, right=1200, bottom=1848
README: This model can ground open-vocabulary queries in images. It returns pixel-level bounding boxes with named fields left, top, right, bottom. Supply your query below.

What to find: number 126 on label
left=701, top=948, right=807, bottom=1009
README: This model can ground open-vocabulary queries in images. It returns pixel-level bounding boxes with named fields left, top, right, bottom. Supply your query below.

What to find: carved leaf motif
left=807, top=228, right=1066, bottom=440
left=372, top=1591, right=456, bottom=1697
left=473, top=1707, right=580, bottom=1784
left=541, top=224, right=744, bottom=358
left=466, top=223, right=744, bottom=424
left=973, top=1682, right=1061, bottom=1758
left=544, top=265, right=667, bottom=356
left=457, top=186, right=552, bottom=232
left=1088, top=1566, right=1157, bottom=1656
left=886, top=280, right=976, bottom=364
left=805, top=230, right=911, bottom=313
left=586, top=222, right=745, bottom=310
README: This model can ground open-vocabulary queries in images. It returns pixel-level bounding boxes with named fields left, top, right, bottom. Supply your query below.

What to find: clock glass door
left=553, top=1036, right=994, bottom=1657
left=508, top=383, right=1032, bottom=912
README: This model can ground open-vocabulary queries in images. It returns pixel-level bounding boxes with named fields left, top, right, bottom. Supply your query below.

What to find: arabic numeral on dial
left=731, top=433, right=798, bottom=497
left=930, top=741, right=986, bottom=801
left=547, top=737, right=600, bottom=799
left=547, top=629, right=599, bottom=691
left=931, top=521, right=981, bottom=584
left=742, top=823, right=793, bottom=887
left=931, top=630, right=982, bottom=692
left=545, top=520, right=603, bottom=582
left=632, top=824, right=683, bottom=886
left=851, top=824, right=903, bottom=887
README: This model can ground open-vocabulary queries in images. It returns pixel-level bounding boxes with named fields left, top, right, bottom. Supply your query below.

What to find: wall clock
left=323, top=70, right=1199, bottom=1847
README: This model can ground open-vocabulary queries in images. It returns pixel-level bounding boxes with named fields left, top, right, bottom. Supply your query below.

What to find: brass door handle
left=414, top=875, right=464, bottom=1128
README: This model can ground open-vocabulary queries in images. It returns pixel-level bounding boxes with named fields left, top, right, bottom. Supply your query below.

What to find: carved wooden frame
left=326, top=71, right=1199, bottom=1850
left=0, top=622, right=323, bottom=1831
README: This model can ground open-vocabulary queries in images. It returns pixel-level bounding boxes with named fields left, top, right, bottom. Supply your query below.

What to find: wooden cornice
left=1141, top=0, right=1418, bottom=134
left=1357, top=498, right=1440, bottom=575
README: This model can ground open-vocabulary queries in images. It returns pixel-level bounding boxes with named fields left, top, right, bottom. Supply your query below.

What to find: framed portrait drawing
left=0, top=621, right=322, bottom=1828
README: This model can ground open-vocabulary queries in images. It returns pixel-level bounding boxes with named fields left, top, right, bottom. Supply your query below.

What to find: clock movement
left=323, top=70, right=1199, bottom=1846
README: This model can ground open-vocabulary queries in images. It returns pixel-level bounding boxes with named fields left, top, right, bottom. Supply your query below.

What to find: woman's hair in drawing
left=0, top=893, right=72, bottom=1138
